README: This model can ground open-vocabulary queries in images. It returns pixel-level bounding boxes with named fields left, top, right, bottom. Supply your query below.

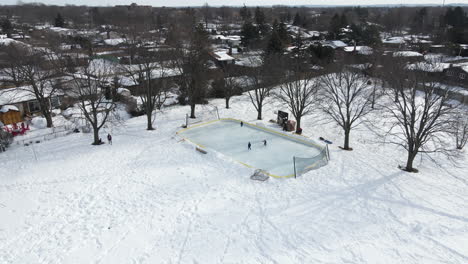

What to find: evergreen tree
left=329, top=13, right=342, bottom=39
left=443, top=7, right=467, bottom=44
left=255, top=7, right=265, bottom=26
left=0, top=19, right=13, bottom=38
left=412, top=8, right=427, bottom=33
left=54, top=13, right=65, bottom=27
left=309, top=44, right=335, bottom=65
left=265, top=27, right=284, bottom=55
left=293, top=12, right=302, bottom=26
left=241, top=22, right=259, bottom=48
left=254, top=7, right=269, bottom=36
left=277, top=21, right=290, bottom=45
left=240, top=4, right=251, bottom=21
left=340, top=13, right=348, bottom=28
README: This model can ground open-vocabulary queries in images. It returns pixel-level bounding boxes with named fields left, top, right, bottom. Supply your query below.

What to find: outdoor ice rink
left=178, top=119, right=323, bottom=177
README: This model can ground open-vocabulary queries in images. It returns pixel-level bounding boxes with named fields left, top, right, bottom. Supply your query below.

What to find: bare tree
left=69, top=58, right=116, bottom=145
left=223, top=76, right=241, bottom=109
left=246, top=55, right=281, bottom=120
left=452, top=109, right=468, bottom=150
left=172, top=24, right=211, bottom=119
left=0, top=43, right=61, bottom=128
left=381, top=71, right=456, bottom=172
left=214, top=65, right=242, bottom=109
left=122, top=48, right=171, bottom=130
left=320, top=69, right=374, bottom=150
left=276, top=61, right=319, bottom=133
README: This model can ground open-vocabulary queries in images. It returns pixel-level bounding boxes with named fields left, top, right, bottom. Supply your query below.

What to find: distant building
left=443, top=65, right=468, bottom=88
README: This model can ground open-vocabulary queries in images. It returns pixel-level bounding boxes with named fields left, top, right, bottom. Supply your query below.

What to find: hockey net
left=293, top=145, right=329, bottom=177
left=184, top=105, right=220, bottom=128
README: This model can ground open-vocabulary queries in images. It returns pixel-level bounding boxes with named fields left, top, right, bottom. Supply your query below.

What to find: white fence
left=14, top=125, right=74, bottom=146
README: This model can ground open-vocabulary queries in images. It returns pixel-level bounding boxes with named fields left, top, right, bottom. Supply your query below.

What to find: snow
left=0, top=86, right=57, bottom=105
left=212, top=50, right=235, bottom=61
left=343, top=46, right=373, bottom=55
left=104, top=38, right=127, bottom=46
left=0, top=37, right=27, bottom=47
left=393, top=51, right=424, bottom=57
left=0, top=105, right=19, bottom=113
left=235, top=55, right=262, bottom=67
left=179, top=119, right=322, bottom=177
left=0, top=86, right=467, bottom=263
left=330, top=40, right=347, bottom=48
left=407, top=62, right=451, bottom=72
left=116, top=88, right=131, bottom=96
left=382, top=36, right=405, bottom=44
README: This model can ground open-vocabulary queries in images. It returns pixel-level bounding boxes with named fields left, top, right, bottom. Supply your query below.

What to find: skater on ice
left=248, top=142, right=251, bottom=150
left=240, top=121, right=243, bottom=127
left=263, top=139, right=267, bottom=146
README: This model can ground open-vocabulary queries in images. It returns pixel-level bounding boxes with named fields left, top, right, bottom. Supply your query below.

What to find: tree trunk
left=92, top=125, right=100, bottom=145
left=225, top=97, right=230, bottom=109
left=344, top=128, right=350, bottom=150
left=190, top=103, right=196, bottom=119
left=295, top=116, right=301, bottom=133
left=371, top=84, right=376, bottom=109
left=146, top=111, right=154, bottom=130
left=257, top=105, right=262, bottom=120
left=45, top=114, right=53, bottom=128
left=405, top=151, right=418, bottom=172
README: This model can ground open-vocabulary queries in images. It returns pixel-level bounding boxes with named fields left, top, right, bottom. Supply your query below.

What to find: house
left=321, top=40, right=347, bottom=49
left=343, top=46, right=373, bottom=55
left=210, top=50, right=236, bottom=68
left=392, top=51, right=424, bottom=63
left=382, top=36, right=406, bottom=50
left=457, top=44, right=468, bottom=57
left=443, top=65, right=468, bottom=88
left=0, top=85, right=62, bottom=118
left=210, top=35, right=241, bottom=47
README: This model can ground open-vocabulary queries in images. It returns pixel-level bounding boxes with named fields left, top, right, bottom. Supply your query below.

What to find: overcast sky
left=1, top=0, right=464, bottom=7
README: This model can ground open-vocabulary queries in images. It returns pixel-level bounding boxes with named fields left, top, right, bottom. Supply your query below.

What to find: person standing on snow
left=107, top=133, right=112, bottom=145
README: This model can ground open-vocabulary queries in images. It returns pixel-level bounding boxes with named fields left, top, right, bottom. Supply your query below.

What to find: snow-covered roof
left=406, top=62, right=451, bottom=72
left=117, top=88, right=131, bottom=96
left=211, top=51, right=235, bottom=61
left=60, top=44, right=82, bottom=50
left=382, top=36, right=405, bottom=44
left=0, top=86, right=57, bottom=105
left=393, top=51, right=423, bottom=57
left=118, top=76, right=138, bottom=87
left=0, top=37, right=25, bottom=47
left=104, top=38, right=127, bottom=46
left=322, top=40, right=347, bottom=49
left=0, top=105, right=19, bottom=113
left=235, top=55, right=262, bottom=67
left=347, top=63, right=373, bottom=70
left=210, top=35, right=229, bottom=40
left=330, top=40, right=347, bottom=48
left=343, top=46, right=373, bottom=55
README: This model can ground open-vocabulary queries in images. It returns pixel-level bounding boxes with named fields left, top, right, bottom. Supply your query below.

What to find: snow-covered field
left=0, top=93, right=467, bottom=263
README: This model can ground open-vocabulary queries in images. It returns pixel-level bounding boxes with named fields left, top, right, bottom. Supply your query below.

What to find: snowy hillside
left=0, top=93, right=467, bottom=263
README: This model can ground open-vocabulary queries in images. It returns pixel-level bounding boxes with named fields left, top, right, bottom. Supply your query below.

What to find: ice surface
left=179, top=119, right=321, bottom=177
